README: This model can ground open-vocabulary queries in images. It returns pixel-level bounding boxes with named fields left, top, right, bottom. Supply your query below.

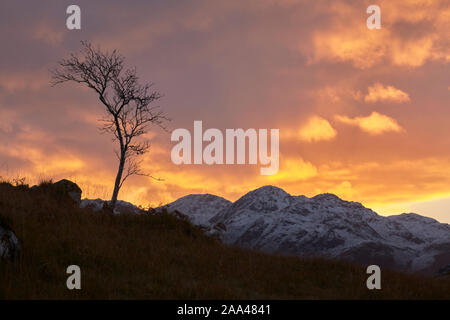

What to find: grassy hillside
left=0, top=181, right=449, bottom=299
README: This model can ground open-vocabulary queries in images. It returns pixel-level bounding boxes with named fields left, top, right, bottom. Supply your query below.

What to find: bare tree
left=51, top=41, right=168, bottom=210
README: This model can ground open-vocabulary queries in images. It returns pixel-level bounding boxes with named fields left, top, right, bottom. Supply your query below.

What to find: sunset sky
left=0, top=0, right=449, bottom=222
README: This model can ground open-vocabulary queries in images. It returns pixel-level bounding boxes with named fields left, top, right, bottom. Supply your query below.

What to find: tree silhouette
left=51, top=41, right=168, bottom=210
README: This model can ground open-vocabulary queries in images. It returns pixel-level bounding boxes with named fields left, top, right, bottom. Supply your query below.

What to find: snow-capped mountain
left=158, top=194, right=231, bottom=226
left=160, top=186, right=450, bottom=274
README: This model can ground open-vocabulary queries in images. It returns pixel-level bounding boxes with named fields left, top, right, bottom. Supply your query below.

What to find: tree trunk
left=110, top=152, right=126, bottom=211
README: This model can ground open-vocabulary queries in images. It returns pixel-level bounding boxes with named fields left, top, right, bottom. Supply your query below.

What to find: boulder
left=52, top=179, right=82, bottom=204
left=438, top=265, right=450, bottom=277
left=0, top=221, right=20, bottom=261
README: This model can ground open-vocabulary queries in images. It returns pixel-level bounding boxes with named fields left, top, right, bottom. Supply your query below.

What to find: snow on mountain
left=80, top=186, right=449, bottom=274
left=161, top=185, right=450, bottom=274
left=80, top=198, right=142, bottom=214
left=158, top=194, right=231, bottom=226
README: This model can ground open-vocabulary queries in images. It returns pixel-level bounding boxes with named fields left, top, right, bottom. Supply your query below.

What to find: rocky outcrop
left=31, top=179, right=82, bottom=205
left=52, top=179, right=82, bottom=204
left=0, top=220, right=20, bottom=261
left=438, top=265, right=450, bottom=277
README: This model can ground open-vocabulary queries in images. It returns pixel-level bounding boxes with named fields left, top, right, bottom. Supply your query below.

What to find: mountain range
left=157, top=186, right=450, bottom=275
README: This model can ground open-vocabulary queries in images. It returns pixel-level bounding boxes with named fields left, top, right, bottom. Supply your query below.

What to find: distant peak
left=229, top=185, right=292, bottom=213
left=176, top=193, right=230, bottom=201
left=250, top=185, right=290, bottom=197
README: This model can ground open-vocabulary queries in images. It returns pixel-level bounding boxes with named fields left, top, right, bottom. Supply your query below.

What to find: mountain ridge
left=156, top=185, right=450, bottom=274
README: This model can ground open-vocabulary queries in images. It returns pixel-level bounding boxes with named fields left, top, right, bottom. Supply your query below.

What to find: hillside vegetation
left=0, top=181, right=449, bottom=299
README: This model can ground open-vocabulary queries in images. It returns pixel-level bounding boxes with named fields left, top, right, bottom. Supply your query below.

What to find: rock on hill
left=0, top=219, right=20, bottom=261
left=80, top=198, right=143, bottom=214
left=160, top=186, right=450, bottom=274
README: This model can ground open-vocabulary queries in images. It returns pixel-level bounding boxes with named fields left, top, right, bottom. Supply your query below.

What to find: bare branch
left=50, top=41, right=169, bottom=209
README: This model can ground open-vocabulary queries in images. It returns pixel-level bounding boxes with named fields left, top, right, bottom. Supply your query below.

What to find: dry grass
left=0, top=181, right=449, bottom=299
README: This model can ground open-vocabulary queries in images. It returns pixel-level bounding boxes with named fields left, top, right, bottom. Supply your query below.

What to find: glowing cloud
left=364, top=83, right=410, bottom=103
left=0, top=70, right=49, bottom=93
left=298, top=116, right=337, bottom=142
left=308, top=0, right=450, bottom=69
left=335, top=112, right=403, bottom=135
left=266, top=157, right=317, bottom=183
left=311, top=26, right=386, bottom=69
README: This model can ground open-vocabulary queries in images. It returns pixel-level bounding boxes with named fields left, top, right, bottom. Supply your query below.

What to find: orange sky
left=0, top=0, right=449, bottom=222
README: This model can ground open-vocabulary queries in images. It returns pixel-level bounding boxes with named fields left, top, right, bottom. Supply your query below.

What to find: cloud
left=314, top=86, right=362, bottom=104
left=311, top=25, right=386, bottom=69
left=389, top=37, right=436, bottom=67
left=0, top=70, right=49, bottom=93
left=266, top=157, right=318, bottom=183
left=307, top=0, right=450, bottom=69
left=364, top=83, right=410, bottom=103
left=32, top=21, right=64, bottom=46
left=335, top=112, right=403, bottom=135
left=328, top=181, right=356, bottom=200
left=298, top=116, right=337, bottom=142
